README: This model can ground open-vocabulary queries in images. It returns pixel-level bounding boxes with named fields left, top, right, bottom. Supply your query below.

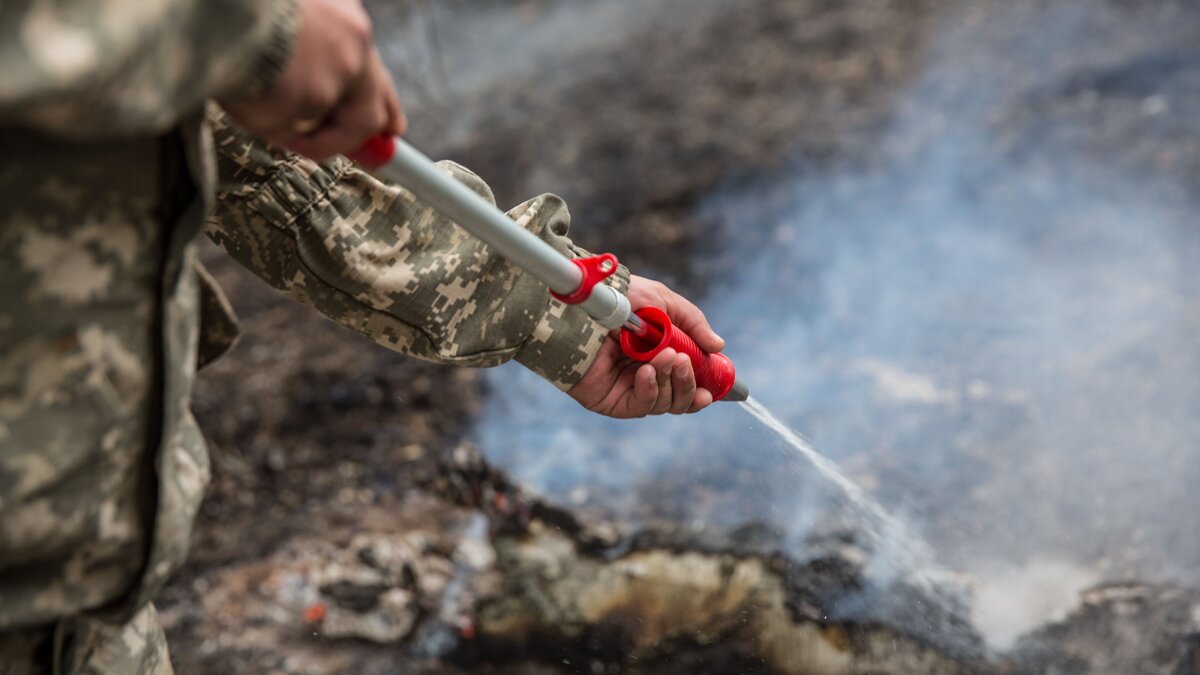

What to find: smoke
left=468, top=0, right=1200, bottom=650
left=371, top=0, right=729, bottom=133
left=969, top=558, right=1100, bottom=651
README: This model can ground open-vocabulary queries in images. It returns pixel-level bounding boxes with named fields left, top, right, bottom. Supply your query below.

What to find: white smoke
left=465, top=0, right=1200, bottom=649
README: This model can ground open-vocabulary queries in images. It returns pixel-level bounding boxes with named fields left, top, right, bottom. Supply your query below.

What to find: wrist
left=509, top=197, right=631, bottom=390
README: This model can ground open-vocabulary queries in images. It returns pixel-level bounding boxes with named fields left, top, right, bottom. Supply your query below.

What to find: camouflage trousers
left=0, top=605, right=172, bottom=675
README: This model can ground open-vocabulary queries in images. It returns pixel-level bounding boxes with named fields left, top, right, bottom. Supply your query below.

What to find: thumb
left=661, top=292, right=725, bottom=354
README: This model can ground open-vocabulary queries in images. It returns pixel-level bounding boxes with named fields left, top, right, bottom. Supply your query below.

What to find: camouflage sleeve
left=0, top=0, right=297, bottom=137
left=205, top=108, right=628, bottom=391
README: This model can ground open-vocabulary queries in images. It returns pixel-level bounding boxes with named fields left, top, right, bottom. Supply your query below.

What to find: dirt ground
left=159, top=0, right=1200, bottom=672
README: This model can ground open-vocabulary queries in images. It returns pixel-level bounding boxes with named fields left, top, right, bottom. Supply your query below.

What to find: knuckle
left=339, top=46, right=367, bottom=80
left=350, top=7, right=374, bottom=43
left=368, top=101, right=388, bottom=129
left=338, top=0, right=375, bottom=45
left=302, top=88, right=339, bottom=115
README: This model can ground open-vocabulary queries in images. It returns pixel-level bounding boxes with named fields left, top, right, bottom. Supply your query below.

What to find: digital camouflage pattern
left=0, top=604, right=172, bottom=675
left=0, top=123, right=210, bottom=673
left=0, top=0, right=297, bottom=138
left=207, top=108, right=625, bottom=388
left=1, top=2, right=620, bottom=672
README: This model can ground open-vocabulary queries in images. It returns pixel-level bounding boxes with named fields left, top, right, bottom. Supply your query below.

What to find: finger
left=647, top=349, right=677, bottom=415
left=360, top=47, right=405, bottom=137
left=289, top=50, right=393, bottom=159
left=386, top=95, right=406, bottom=137
left=260, top=68, right=357, bottom=157
left=669, top=353, right=696, bottom=414
left=648, top=348, right=677, bottom=375
left=570, top=340, right=623, bottom=412
left=661, top=292, right=725, bottom=354
left=687, top=388, right=714, bottom=414
left=629, top=363, right=660, bottom=417
left=653, top=362, right=673, bottom=416
left=378, top=60, right=407, bottom=136
left=294, top=87, right=386, bottom=159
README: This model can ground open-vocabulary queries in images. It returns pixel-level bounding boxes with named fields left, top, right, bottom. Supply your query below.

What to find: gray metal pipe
left=371, top=139, right=631, bottom=330
left=355, top=136, right=747, bottom=401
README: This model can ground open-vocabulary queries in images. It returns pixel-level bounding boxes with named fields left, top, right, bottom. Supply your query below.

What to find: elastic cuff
left=507, top=195, right=634, bottom=390
left=238, top=154, right=351, bottom=230
left=514, top=295, right=611, bottom=391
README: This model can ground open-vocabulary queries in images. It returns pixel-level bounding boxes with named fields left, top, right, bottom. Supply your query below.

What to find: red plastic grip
left=619, top=306, right=737, bottom=401
left=348, top=133, right=397, bottom=168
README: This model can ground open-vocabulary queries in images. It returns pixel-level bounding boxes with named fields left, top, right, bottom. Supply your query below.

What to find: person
left=0, top=0, right=726, bottom=671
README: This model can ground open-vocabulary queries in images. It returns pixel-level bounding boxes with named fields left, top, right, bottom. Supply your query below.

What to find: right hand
left=568, top=275, right=726, bottom=419
left=221, top=0, right=405, bottom=161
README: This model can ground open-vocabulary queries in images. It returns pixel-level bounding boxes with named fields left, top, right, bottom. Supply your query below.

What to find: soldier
left=0, top=0, right=725, bottom=672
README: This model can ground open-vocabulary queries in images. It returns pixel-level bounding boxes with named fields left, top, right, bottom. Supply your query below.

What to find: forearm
left=205, top=108, right=626, bottom=390
left=0, top=0, right=296, bottom=137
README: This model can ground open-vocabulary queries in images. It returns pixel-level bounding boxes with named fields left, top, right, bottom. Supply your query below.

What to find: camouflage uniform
left=0, top=1, right=622, bottom=672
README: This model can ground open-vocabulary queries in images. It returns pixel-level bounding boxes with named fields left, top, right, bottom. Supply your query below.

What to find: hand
left=220, top=0, right=405, bottom=160
left=568, top=275, right=726, bottom=418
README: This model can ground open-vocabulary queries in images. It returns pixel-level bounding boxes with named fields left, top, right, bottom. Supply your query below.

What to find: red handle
left=348, top=133, right=397, bottom=167
left=619, top=306, right=737, bottom=401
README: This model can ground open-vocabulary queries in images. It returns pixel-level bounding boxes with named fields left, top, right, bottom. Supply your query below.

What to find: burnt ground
left=159, top=0, right=1200, bottom=672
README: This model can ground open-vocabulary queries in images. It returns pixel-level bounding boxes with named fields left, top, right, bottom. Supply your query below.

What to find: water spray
left=350, top=134, right=749, bottom=402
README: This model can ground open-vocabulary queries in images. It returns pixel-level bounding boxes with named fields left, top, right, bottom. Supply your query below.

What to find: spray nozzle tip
left=723, top=379, right=750, bottom=402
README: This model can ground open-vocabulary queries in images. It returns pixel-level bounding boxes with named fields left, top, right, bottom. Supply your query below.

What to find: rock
left=473, top=520, right=984, bottom=674
left=322, top=588, right=419, bottom=643
left=429, top=453, right=985, bottom=673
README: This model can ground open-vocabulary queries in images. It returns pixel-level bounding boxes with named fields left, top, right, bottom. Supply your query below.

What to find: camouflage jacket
left=0, top=0, right=620, bottom=631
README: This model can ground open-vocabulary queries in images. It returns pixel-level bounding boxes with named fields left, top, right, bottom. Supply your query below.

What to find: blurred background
left=163, top=0, right=1200, bottom=672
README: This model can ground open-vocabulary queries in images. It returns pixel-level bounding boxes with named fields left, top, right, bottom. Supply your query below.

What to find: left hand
left=568, top=275, right=726, bottom=418
left=220, top=0, right=405, bottom=161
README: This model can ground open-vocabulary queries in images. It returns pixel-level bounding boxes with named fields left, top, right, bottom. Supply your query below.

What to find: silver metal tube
left=623, top=313, right=647, bottom=336
left=372, top=139, right=629, bottom=329
left=363, top=138, right=749, bottom=401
